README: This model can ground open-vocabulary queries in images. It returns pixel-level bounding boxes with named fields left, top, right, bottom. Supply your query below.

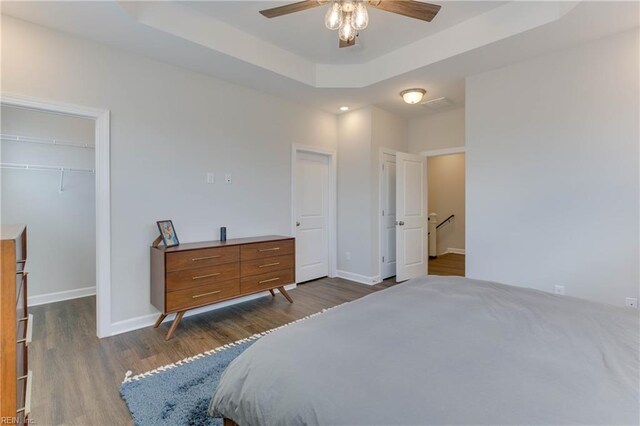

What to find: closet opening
left=0, top=94, right=113, bottom=337
left=1, top=105, right=97, bottom=326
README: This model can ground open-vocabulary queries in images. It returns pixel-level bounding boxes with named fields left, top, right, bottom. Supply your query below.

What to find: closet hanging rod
left=0, top=133, right=94, bottom=149
left=0, top=162, right=95, bottom=174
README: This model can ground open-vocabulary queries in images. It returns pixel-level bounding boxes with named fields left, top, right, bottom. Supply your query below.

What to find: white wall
left=338, top=108, right=373, bottom=277
left=1, top=106, right=96, bottom=301
left=466, top=29, right=639, bottom=306
left=408, top=107, right=465, bottom=154
left=337, top=106, right=408, bottom=281
left=1, top=16, right=338, bottom=323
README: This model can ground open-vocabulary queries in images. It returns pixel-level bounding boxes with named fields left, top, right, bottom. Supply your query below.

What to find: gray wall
left=2, top=16, right=338, bottom=323
left=408, top=107, right=465, bottom=153
left=466, top=28, right=639, bottom=306
left=337, top=108, right=373, bottom=277
left=1, top=106, right=96, bottom=300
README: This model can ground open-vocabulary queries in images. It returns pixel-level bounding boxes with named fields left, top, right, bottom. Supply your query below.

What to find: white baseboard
left=336, top=270, right=381, bottom=286
left=28, top=286, right=96, bottom=307
left=445, top=248, right=466, bottom=255
left=109, top=283, right=297, bottom=337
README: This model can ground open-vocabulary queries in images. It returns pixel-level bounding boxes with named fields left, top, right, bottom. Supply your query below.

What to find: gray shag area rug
left=120, top=308, right=333, bottom=426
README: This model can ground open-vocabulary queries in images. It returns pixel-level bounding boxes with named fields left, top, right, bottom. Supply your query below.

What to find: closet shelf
left=1, top=133, right=94, bottom=149
left=0, top=163, right=94, bottom=173
left=0, top=163, right=94, bottom=193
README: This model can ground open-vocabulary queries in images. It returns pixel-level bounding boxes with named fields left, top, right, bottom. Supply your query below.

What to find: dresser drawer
left=166, top=279, right=240, bottom=312
left=166, top=263, right=240, bottom=293
left=241, top=269, right=295, bottom=294
left=241, top=255, right=295, bottom=278
left=166, top=246, right=239, bottom=272
left=240, top=239, right=294, bottom=261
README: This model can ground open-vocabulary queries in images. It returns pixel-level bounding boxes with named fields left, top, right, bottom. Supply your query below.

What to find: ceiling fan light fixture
left=338, top=13, right=356, bottom=41
left=401, top=88, right=427, bottom=105
left=352, top=2, right=369, bottom=30
left=325, top=1, right=343, bottom=30
left=341, top=0, right=356, bottom=13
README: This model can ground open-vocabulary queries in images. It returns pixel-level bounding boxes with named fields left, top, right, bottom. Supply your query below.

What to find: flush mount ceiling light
left=259, top=1, right=441, bottom=49
left=400, top=88, right=427, bottom=105
left=340, top=106, right=350, bottom=111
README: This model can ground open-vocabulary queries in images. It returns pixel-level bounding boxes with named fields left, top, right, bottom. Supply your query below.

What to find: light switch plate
left=207, top=172, right=215, bottom=184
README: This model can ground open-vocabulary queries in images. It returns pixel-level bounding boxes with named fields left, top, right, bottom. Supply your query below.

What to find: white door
left=396, top=152, right=427, bottom=282
left=295, top=151, right=330, bottom=283
left=381, top=153, right=397, bottom=279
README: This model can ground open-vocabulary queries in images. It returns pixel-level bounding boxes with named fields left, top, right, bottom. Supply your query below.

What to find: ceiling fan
left=259, top=0, right=441, bottom=48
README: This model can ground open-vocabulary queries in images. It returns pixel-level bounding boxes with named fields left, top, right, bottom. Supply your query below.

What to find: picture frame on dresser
left=156, top=220, right=179, bottom=247
left=150, top=235, right=296, bottom=340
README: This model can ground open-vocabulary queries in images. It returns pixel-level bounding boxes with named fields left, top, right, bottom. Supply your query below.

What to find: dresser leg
left=269, top=289, right=275, bottom=297
left=277, top=286, right=293, bottom=303
left=165, top=311, right=185, bottom=340
left=153, top=313, right=167, bottom=328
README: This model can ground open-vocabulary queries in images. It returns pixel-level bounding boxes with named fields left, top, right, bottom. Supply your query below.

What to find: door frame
left=378, top=147, right=398, bottom=280
left=420, top=146, right=466, bottom=158
left=290, top=144, right=337, bottom=280
left=1, top=93, right=112, bottom=338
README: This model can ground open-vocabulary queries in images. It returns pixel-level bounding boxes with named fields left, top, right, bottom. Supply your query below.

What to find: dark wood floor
left=28, top=277, right=397, bottom=425
left=429, top=253, right=465, bottom=276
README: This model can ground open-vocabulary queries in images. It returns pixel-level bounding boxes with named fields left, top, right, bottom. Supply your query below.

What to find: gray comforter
left=209, top=276, right=639, bottom=425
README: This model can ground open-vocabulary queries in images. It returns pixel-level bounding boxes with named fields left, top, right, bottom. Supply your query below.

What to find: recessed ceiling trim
left=122, top=1, right=317, bottom=86
left=316, top=1, right=579, bottom=88
left=119, top=1, right=578, bottom=90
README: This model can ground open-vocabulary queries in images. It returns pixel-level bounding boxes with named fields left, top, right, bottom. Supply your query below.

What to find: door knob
left=398, top=221, right=405, bottom=226
left=296, top=221, right=300, bottom=227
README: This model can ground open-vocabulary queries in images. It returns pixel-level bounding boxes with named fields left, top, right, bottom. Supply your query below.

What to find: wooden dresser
left=1, top=225, right=32, bottom=424
left=151, top=235, right=295, bottom=339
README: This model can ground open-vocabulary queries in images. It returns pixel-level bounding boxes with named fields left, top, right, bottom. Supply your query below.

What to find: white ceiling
left=183, top=1, right=506, bottom=64
left=1, top=1, right=639, bottom=118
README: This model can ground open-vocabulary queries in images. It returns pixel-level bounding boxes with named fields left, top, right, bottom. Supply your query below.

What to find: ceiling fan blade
left=339, top=37, right=356, bottom=48
left=368, top=0, right=441, bottom=22
left=259, top=1, right=325, bottom=18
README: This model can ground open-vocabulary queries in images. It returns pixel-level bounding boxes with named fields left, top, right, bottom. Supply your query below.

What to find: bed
left=208, top=275, right=639, bottom=425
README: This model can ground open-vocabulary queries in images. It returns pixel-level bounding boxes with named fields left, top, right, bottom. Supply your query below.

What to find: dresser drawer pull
left=258, top=247, right=280, bottom=252
left=259, top=262, right=281, bottom=268
left=17, top=314, right=33, bottom=346
left=191, top=255, right=221, bottom=261
left=192, top=272, right=220, bottom=280
left=191, top=272, right=220, bottom=280
left=259, top=277, right=280, bottom=284
left=192, top=290, right=221, bottom=299
left=16, top=370, right=32, bottom=415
